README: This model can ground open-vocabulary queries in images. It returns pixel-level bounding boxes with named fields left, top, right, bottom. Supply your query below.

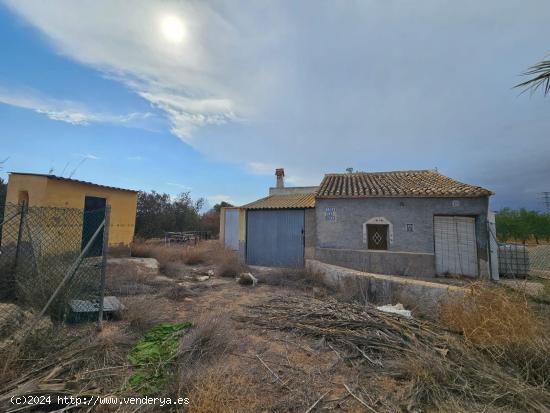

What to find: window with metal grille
left=367, top=224, right=388, bottom=250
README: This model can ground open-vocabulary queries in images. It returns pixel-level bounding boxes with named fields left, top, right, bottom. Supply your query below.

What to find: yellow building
left=6, top=173, right=138, bottom=251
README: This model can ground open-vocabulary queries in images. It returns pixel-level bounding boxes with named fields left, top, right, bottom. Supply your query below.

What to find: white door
left=224, top=209, right=240, bottom=251
left=434, top=216, right=478, bottom=277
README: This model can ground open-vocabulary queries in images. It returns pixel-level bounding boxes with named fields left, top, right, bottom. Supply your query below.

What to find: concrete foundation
left=306, top=259, right=465, bottom=318
left=315, top=247, right=436, bottom=277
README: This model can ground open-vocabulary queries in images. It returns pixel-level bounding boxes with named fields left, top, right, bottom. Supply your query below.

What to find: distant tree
left=515, top=57, right=550, bottom=96
left=213, top=201, right=233, bottom=213
left=496, top=208, right=550, bottom=243
left=134, top=190, right=204, bottom=238
left=200, top=201, right=234, bottom=236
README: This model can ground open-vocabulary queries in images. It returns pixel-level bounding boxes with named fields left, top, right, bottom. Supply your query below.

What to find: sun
left=161, top=15, right=185, bottom=43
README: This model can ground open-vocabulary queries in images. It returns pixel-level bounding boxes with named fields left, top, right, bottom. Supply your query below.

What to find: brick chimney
left=275, top=168, right=285, bottom=188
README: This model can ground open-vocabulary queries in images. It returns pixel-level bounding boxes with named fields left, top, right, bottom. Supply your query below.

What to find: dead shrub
left=175, top=313, right=233, bottom=392
left=132, top=241, right=208, bottom=271
left=215, top=250, right=245, bottom=278
left=105, top=264, right=155, bottom=296
left=255, top=268, right=326, bottom=292
left=440, top=282, right=550, bottom=386
left=90, top=324, right=135, bottom=366
left=121, top=295, right=173, bottom=336
left=184, top=366, right=263, bottom=413
left=160, top=283, right=207, bottom=301
left=182, top=246, right=205, bottom=265
left=131, top=241, right=183, bottom=270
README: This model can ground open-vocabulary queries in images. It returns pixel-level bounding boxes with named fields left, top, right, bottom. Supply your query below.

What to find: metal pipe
left=97, top=206, right=110, bottom=330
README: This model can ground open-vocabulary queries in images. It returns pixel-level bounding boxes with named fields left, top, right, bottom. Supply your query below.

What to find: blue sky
left=0, top=0, right=549, bottom=210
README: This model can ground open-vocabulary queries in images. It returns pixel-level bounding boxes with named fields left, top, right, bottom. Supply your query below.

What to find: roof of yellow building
left=9, top=172, right=138, bottom=193
left=316, top=170, right=493, bottom=198
left=242, top=193, right=316, bottom=209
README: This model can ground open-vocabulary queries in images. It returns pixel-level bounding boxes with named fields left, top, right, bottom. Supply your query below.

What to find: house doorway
left=81, top=196, right=106, bottom=257
left=434, top=216, right=478, bottom=277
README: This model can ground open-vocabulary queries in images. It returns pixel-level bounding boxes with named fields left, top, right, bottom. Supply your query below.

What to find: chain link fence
left=487, top=223, right=550, bottom=280
left=0, top=203, right=109, bottom=345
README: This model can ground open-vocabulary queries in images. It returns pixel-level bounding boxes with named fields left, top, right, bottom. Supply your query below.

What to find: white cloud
left=246, top=162, right=278, bottom=175
left=207, top=194, right=233, bottom=205
left=74, top=153, right=100, bottom=160
left=0, top=87, right=152, bottom=127
left=166, top=182, right=193, bottom=190
left=3, top=0, right=251, bottom=141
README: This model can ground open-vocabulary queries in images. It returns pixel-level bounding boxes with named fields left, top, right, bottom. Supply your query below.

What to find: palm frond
left=515, top=59, right=550, bottom=95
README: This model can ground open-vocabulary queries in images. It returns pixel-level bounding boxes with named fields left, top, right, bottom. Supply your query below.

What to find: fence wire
left=487, top=222, right=550, bottom=279
left=0, top=203, right=108, bottom=345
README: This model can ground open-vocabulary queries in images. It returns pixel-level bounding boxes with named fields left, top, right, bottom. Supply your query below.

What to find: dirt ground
left=129, top=266, right=395, bottom=412
left=1, top=242, right=549, bottom=413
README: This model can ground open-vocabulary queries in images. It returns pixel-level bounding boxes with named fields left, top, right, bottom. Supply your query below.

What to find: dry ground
left=1, top=241, right=549, bottom=413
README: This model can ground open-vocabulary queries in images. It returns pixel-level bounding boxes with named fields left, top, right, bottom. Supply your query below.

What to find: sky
left=0, top=0, right=549, bottom=211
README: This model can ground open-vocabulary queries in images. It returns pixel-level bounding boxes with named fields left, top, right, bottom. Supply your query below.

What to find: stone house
left=315, top=170, right=493, bottom=277
left=222, top=168, right=493, bottom=278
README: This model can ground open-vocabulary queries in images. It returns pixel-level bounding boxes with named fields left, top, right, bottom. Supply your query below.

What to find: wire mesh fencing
left=488, top=224, right=550, bottom=280
left=0, top=203, right=109, bottom=344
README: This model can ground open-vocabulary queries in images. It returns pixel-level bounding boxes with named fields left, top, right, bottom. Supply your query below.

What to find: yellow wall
left=6, top=174, right=137, bottom=247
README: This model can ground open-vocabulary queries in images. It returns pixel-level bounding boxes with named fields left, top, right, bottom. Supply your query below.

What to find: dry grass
left=174, top=313, right=234, bottom=393
left=120, top=295, right=173, bottom=336
left=160, top=283, right=208, bottom=301
left=214, top=249, right=246, bottom=278
left=131, top=241, right=184, bottom=269
left=255, top=268, right=326, bottom=292
left=182, top=246, right=205, bottom=265
left=131, top=241, right=207, bottom=271
left=105, top=263, right=155, bottom=296
left=440, top=282, right=550, bottom=386
left=240, top=294, right=550, bottom=412
left=185, top=366, right=263, bottom=413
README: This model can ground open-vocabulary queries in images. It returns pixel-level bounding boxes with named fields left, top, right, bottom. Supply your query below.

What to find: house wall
left=315, top=197, right=489, bottom=277
left=6, top=175, right=137, bottom=249
left=304, top=208, right=316, bottom=259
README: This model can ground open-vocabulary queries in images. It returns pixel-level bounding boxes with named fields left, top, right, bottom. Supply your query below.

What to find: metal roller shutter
left=434, top=216, right=478, bottom=277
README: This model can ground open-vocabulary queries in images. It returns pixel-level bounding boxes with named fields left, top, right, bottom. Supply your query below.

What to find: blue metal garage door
left=246, top=209, right=304, bottom=267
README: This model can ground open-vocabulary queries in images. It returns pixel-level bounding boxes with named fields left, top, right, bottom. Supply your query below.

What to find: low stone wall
left=315, top=247, right=436, bottom=277
left=306, top=259, right=465, bottom=318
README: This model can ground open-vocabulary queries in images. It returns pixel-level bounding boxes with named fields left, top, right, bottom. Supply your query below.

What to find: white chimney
left=275, top=168, right=285, bottom=188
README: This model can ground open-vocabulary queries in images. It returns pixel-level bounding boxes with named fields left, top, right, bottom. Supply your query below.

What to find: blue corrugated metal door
left=224, top=209, right=240, bottom=251
left=246, top=209, right=304, bottom=267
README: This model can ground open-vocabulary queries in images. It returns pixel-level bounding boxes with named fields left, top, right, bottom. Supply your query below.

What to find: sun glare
left=161, top=15, right=185, bottom=43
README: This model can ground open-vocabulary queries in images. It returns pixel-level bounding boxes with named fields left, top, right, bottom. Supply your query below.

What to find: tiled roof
left=316, top=170, right=492, bottom=199
left=242, top=193, right=316, bottom=209
left=9, top=172, right=138, bottom=193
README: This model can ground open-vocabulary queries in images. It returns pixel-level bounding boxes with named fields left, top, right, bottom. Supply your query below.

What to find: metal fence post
left=97, top=205, right=110, bottom=330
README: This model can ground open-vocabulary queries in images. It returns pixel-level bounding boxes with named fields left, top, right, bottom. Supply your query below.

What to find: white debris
left=376, top=303, right=412, bottom=318
left=195, top=275, right=210, bottom=282
left=207, top=269, right=215, bottom=276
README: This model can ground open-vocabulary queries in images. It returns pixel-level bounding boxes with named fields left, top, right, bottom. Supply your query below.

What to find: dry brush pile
left=237, top=293, right=550, bottom=412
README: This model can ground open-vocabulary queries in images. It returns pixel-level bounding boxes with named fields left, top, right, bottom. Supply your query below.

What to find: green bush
left=496, top=208, right=550, bottom=243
